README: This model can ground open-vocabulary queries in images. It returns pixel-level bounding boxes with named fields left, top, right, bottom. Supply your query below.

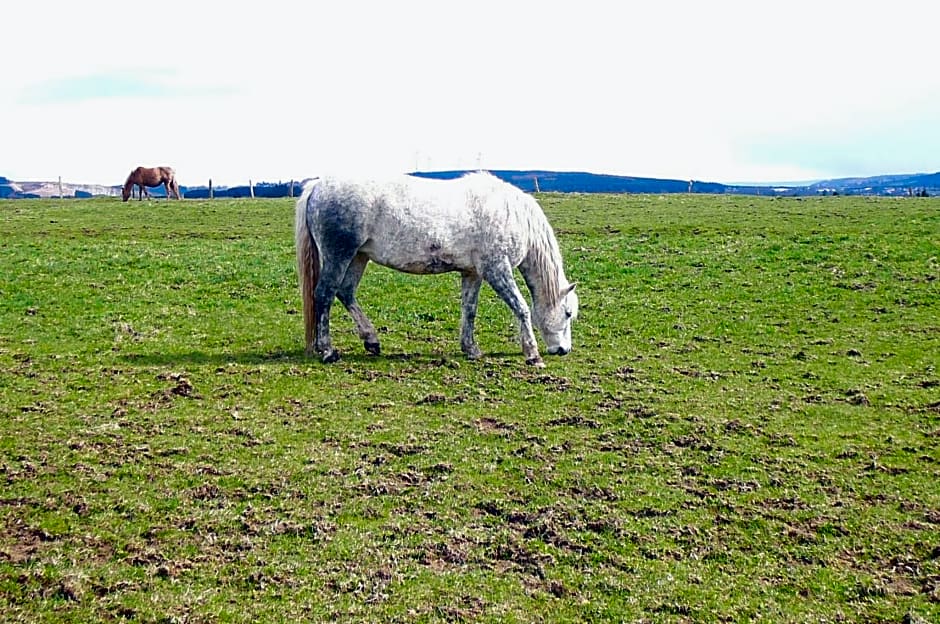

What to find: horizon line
left=3, top=167, right=939, bottom=190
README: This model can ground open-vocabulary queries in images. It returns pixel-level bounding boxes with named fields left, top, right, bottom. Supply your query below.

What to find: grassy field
left=1, top=193, right=938, bottom=623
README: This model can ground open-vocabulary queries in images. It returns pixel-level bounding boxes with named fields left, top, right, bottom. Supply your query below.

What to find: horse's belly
left=362, top=239, right=467, bottom=275
left=396, top=259, right=459, bottom=275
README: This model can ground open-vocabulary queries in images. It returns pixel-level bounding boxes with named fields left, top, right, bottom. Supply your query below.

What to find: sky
left=2, top=1, right=939, bottom=187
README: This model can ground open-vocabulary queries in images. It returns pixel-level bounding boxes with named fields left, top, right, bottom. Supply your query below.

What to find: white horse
left=295, top=172, right=578, bottom=366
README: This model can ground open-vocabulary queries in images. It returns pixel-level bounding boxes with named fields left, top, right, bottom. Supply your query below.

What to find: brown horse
left=122, top=166, right=182, bottom=201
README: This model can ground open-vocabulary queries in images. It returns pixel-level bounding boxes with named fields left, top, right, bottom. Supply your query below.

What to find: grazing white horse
left=295, top=172, right=578, bottom=366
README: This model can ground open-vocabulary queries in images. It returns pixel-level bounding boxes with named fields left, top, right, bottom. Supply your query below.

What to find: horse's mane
left=521, top=199, right=564, bottom=306
left=460, top=172, right=565, bottom=306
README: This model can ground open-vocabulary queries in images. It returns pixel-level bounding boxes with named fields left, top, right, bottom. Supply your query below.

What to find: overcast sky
left=3, top=1, right=938, bottom=187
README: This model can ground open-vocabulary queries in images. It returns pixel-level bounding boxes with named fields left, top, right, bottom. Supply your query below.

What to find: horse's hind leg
left=313, top=249, right=361, bottom=363
left=336, top=253, right=380, bottom=355
left=459, top=272, right=483, bottom=359
left=313, top=267, right=342, bottom=363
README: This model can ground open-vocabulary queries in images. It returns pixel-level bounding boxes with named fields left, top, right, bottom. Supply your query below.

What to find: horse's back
left=311, top=173, right=526, bottom=222
left=128, top=165, right=174, bottom=183
left=311, top=174, right=531, bottom=235
left=306, top=173, right=534, bottom=272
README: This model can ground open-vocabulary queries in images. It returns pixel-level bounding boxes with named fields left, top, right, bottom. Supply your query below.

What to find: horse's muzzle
left=549, top=346, right=570, bottom=356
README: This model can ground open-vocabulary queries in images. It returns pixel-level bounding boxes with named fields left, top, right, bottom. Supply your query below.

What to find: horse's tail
left=295, top=181, right=321, bottom=352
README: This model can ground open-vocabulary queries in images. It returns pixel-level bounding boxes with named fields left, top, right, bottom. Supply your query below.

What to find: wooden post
left=249, top=179, right=255, bottom=199
left=58, top=176, right=63, bottom=199
left=209, top=178, right=213, bottom=200
left=289, top=180, right=294, bottom=198
left=533, top=176, right=540, bottom=193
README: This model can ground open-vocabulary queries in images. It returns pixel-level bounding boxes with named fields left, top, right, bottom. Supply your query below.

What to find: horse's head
left=536, top=283, right=578, bottom=356
left=121, top=184, right=131, bottom=201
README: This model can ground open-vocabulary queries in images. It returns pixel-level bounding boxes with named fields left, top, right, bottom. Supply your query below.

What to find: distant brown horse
left=122, top=166, right=182, bottom=201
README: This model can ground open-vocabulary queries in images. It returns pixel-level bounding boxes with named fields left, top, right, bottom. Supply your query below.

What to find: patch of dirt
left=470, top=499, right=624, bottom=564
left=190, top=484, right=222, bottom=501
left=546, top=415, right=600, bottom=428
left=707, top=477, right=760, bottom=494
left=673, top=367, right=724, bottom=380
left=156, top=371, right=201, bottom=399
left=474, top=417, right=516, bottom=434
left=0, top=527, right=46, bottom=564
left=614, top=366, right=640, bottom=381
left=511, top=371, right=574, bottom=391
left=354, top=460, right=453, bottom=497
left=419, top=537, right=474, bottom=570
left=415, top=393, right=463, bottom=406
left=445, top=596, right=489, bottom=619
left=484, top=532, right=556, bottom=578
left=670, top=433, right=715, bottom=452
left=594, top=395, right=624, bottom=412
left=378, top=441, right=428, bottom=457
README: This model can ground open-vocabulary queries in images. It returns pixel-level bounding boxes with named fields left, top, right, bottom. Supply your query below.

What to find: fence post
left=209, top=178, right=213, bottom=200
left=533, top=176, right=540, bottom=193
left=249, top=179, right=255, bottom=199
left=58, top=176, right=63, bottom=199
left=289, top=180, right=294, bottom=198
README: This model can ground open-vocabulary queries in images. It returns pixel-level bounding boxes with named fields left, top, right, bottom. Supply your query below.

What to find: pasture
left=1, top=193, right=938, bottom=623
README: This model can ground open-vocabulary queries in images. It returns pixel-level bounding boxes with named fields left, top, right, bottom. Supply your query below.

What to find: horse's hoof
left=462, top=346, right=483, bottom=360
left=364, top=341, right=381, bottom=355
left=321, top=350, right=341, bottom=364
left=525, top=356, right=546, bottom=368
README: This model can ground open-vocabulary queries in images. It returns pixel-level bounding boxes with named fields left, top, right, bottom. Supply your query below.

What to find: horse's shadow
left=118, top=348, right=519, bottom=369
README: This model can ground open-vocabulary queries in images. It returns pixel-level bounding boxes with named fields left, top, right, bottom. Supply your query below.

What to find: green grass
left=1, top=194, right=938, bottom=623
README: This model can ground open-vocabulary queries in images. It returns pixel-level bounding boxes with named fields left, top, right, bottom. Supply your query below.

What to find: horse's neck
left=520, top=230, right=564, bottom=307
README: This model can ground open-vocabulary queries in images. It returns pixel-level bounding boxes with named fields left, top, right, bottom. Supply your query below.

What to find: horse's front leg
left=336, top=253, right=380, bottom=355
left=483, top=261, right=543, bottom=367
left=459, top=272, right=483, bottom=359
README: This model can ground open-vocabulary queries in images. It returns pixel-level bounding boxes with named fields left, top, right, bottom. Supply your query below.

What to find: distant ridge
left=411, top=170, right=939, bottom=196
left=0, top=177, right=121, bottom=199
left=2, top=170, right=938, bottom=199
left=410, top=170, right=724, bottom=194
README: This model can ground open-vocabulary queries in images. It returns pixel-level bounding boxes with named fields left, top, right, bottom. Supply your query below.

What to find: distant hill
left=180, top=180, right=302, bottom=199
left=2, top=170, right=938, bottom=199
left=804, top=172, right=940, bottom=196
left=410, top=170, right=727, bottom=194
left=0, top=178, right=121, bottom=199
left=414, top=170, right=937, bottom=196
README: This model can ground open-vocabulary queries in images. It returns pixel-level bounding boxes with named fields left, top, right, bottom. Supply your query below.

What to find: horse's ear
left=562, top=282, right=577, bottom=297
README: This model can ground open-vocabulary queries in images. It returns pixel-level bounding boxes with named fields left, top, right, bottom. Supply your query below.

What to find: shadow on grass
left=118, top=348, right=520, bottom=368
